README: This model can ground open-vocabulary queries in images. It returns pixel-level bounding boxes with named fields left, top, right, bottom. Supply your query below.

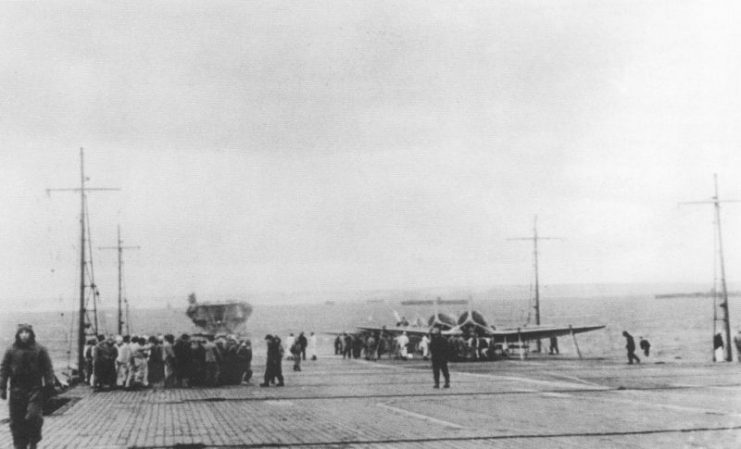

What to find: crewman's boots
left=443, top=383, right=450, bottom=389
left=433, top=384, right=439, bottom=389
left=259, top=383, right=269, bottom=387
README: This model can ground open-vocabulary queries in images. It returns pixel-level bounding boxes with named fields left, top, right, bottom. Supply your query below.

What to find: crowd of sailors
left=84, top=333, right=253, bottom=391
left=334, top=330, right=535, bottom=362
left=84, top=331, right=319, bottom=391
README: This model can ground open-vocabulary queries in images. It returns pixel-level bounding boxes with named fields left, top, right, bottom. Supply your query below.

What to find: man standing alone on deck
left=623, top=331, right=640, bottom=365
left=0, top=324, right=55, bottom=449
left=429, top=328, right=450, bottom=389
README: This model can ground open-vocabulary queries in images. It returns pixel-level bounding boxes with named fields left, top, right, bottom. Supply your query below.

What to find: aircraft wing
left=484, top=324, right=605, bottom=342
left=355, top=325, right=431, bottom=337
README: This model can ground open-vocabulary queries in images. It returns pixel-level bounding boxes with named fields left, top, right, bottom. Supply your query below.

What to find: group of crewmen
left=335, top=328, right=453, bottom=388
left=83, top=333, right=253, bottom=390
left=334, top=331, right=394, bottom=360
left=334, top=330, right=436, bottom=361
left=334, top=329, right=538, bottom=362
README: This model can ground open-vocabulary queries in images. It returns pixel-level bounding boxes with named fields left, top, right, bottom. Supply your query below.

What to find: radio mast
left=680, top=174, right=738, bottom=362
left=99, top=225, right=140, bottom=335
left=47, top=148, right=120, bottom=378
left=509, top=215, right=562, bottom=352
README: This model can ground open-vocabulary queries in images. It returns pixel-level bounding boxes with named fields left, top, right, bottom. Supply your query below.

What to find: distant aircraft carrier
left=185, top=293, right=252, bottom=335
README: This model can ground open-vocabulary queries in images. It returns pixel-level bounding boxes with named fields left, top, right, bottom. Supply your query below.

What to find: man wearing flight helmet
left=0, top=324, right=55, bottom=449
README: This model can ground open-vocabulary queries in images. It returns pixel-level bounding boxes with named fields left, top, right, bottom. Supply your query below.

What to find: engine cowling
left=428, top=313, right=457, bottom=330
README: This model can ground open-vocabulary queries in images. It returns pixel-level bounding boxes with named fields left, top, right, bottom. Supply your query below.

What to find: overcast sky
left=1, top=1, right=740, bottom=310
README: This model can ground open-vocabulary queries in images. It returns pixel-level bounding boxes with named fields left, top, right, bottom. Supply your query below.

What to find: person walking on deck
left=0, top=324, right=55, bottom=449
left=429, top=328, right=450, bottom=389
left=260, top=335, right=284, bottom=387
left=734, top=330, right=741, bottom=363
left=623, top=331, right=640, bottom=364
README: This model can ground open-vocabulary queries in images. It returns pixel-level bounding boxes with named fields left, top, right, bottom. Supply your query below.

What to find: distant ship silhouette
left=185, top=293, right=252, bottom=334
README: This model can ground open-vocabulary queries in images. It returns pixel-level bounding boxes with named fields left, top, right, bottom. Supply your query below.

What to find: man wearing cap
left=0, top=324, right=55, bottom=449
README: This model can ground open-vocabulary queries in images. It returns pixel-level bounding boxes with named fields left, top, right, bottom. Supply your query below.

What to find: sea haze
left=1, top=291, right=738, bottom=371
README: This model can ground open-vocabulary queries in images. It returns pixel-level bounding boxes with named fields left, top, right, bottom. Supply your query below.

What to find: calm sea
left=1, top=294, right=739, bottom=371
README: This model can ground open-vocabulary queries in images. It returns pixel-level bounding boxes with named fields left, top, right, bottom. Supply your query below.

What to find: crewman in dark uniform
left=260, top=335, right=284, bottom=387
left=297, top=332, right=308, bottom=361
left=0, top=324, right=55, bottom=449
left=429, top=328, right=450, bottom=389
left=623, top=331, right=640, bottom=364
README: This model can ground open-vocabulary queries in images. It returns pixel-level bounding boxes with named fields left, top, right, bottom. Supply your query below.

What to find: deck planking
left=0, top=354, right=739, bottom=448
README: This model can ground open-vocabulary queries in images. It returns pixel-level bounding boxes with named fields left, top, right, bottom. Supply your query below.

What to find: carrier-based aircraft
left=354, top=299, right=605, bottom=354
